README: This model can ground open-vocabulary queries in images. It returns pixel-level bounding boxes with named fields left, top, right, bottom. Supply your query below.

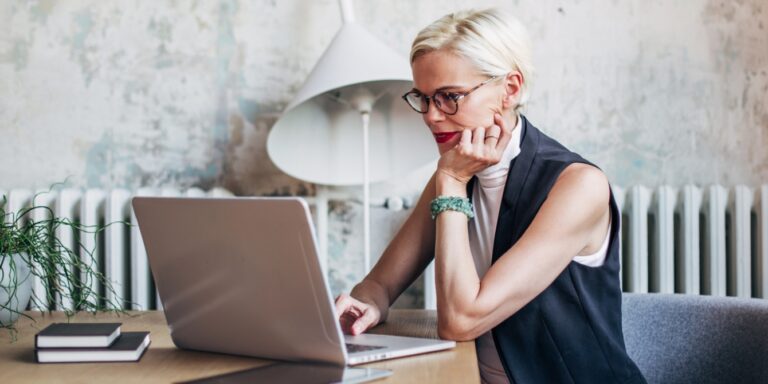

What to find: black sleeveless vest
left=468, top=116, right=646, bottom=383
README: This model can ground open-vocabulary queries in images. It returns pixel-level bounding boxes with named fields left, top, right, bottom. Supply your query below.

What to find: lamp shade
left=267, top=22, right=436, bottom=186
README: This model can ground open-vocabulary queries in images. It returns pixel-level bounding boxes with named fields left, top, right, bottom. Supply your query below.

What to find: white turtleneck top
left=468, top=116, right=612, bottom=384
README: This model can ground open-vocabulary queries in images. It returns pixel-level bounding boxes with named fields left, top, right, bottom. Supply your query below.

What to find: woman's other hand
left=436, top=113, right=513, bottom=185
left=334, top=292, right=382, bottom=335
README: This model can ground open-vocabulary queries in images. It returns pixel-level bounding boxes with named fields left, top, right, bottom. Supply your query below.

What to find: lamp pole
left=349, top=86, right=375, bottom=273
left=362, top=110, right=371, bottom=272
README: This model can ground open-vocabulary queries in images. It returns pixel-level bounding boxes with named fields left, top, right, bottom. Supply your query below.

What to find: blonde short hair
left=410, top=8, right=534, bottom=110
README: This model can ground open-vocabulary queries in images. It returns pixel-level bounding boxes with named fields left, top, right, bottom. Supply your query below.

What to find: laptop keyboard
left=346, top=343, right=386, bottom=353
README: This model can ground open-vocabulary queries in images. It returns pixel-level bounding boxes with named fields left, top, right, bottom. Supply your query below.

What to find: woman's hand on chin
left=436, top=113, right=513, bottom=186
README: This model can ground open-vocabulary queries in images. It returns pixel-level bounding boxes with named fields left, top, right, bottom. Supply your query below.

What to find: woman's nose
left=423, top=102, right=446, bottom=124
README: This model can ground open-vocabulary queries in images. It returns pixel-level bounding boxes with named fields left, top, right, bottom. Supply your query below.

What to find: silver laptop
left=132, top=196, right=455, bottom=366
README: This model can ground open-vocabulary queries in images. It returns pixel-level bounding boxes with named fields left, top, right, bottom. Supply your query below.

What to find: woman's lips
left=434, top=131, right=460, bottom=144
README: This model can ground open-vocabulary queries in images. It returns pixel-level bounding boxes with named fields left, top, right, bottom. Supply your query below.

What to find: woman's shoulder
left=519, top=116, right=610, bottom=207
left=551, top=163, right=610, bottom=211
left=558, top=162, right=608, bottom=188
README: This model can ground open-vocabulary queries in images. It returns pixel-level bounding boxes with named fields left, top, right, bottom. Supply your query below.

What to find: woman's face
left=411, top=50, right=515, bottom=154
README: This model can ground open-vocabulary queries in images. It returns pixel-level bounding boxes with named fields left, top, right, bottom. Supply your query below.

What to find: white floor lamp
left=267, top=0, right=435, bottom=274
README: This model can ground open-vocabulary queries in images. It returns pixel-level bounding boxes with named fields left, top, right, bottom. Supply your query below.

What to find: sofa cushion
left=622, top=293, right=768, bottom=384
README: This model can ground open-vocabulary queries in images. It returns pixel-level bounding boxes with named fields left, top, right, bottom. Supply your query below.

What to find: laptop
left=132, top=196, right=455, bottom=366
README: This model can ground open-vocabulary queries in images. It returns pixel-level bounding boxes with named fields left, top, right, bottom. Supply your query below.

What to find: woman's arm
left=434, top=162, right=611, bottom=341
left=335, top=172, right=439, bottom=334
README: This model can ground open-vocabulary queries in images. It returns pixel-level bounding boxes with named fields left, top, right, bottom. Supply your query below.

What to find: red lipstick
left=434, top=132, right=460, bottom=144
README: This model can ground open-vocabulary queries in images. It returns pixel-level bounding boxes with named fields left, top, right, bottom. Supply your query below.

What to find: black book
left=35, top=331, right=151, bottom=363
left=35, top=323, right=122, bottom=348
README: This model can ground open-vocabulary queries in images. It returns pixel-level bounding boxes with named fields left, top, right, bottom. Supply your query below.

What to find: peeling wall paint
left=1, top=0, right=767, bottom=299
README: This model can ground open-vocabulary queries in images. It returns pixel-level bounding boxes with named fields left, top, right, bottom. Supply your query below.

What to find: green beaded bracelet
left=430, top=196, right=474, bottom=220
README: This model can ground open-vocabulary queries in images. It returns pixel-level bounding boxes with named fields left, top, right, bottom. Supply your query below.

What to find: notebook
left=132, top=196, right=455, bottom=366
left=35, top=323, right=121, bottom=348
left=35, top=332, right=150, bottom=363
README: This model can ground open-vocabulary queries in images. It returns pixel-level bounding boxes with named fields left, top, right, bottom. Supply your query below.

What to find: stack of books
left=34, top=323, right=150, bottom=363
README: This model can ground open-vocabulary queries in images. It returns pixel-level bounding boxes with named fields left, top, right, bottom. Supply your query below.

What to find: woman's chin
left=435, top=141, right=455, bottom=154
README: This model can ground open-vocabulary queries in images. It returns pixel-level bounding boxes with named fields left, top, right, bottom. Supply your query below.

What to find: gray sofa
left=622, top=293, right=768, bottom=384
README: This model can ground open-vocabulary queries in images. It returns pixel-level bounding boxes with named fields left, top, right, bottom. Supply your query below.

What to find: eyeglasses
left=401, top=75, right=501, bottom=115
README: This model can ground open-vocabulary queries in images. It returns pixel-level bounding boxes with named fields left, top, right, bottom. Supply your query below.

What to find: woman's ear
left=501, top=71, right=523, bottom=110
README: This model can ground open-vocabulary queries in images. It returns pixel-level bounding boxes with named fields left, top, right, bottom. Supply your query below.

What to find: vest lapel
left=491, top=116, right=540, bottom=262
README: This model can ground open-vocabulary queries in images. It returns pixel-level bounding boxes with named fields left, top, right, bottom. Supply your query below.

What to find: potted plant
left=1, top=191, right=125, bottom=329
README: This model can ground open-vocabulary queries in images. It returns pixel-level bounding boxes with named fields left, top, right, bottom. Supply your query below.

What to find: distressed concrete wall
left=2, top=1, right=767, bottom=300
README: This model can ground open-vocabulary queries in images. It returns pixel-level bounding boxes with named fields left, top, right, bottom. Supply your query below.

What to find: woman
left=335, top=8, right=645, bottom=384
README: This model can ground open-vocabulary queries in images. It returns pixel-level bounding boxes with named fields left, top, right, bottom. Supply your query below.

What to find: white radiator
left=4, top=184, right=766, bottom=312
left=1, top=187, right=232, bottom=311
left=617, top=184, right=768, bottom=298
left=423, top=184, right=768, bottom=309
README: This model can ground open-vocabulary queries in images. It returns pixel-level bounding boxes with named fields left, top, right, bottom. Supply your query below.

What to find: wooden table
left=0, top=310, right=479, bottom=383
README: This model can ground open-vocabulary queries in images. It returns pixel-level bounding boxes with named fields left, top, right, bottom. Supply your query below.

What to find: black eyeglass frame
left=401, top=75, right=502, bottom=115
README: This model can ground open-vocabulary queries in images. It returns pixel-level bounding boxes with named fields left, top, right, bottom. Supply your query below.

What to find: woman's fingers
left=484, top=123, right=501, bottom=148
left=441, top=114, right=515, bottom=177
left=472, top=125, right=486, bottom=154
left=459, top=128, right=472, bottom=152
left=335, top=293, right=380, bottom=335
left=339, top=309, right=359, bottom=333
left=334, top=293, right=353, bottom=317
left=350, top=306, right=378, bottom=335
left=336, top=294, right=361, bottom=318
